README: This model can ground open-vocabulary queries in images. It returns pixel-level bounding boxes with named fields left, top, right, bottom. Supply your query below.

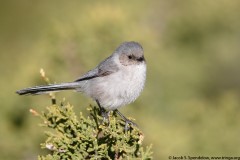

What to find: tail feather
left=16, top=82, right=80, bottom=95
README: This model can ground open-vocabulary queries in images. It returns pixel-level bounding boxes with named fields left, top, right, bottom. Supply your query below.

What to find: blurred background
left=1, top=0, right=240, bottom=159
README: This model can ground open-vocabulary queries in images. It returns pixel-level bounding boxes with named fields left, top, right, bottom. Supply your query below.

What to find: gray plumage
left=16, top=41, right=146, bottom=111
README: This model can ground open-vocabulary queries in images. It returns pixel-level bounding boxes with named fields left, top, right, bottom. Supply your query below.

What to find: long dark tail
left=16, top=82, right=80, bottom=95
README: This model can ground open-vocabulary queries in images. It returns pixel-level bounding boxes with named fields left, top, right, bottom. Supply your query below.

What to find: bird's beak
left=137, top=56, right=145, bottom=62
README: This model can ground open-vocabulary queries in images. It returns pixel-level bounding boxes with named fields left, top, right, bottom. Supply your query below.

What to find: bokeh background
left=1, top=1, right=240, bottom=159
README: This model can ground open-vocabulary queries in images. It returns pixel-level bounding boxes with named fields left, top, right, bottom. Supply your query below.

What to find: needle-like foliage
left=34, top=102, right=152, bottom=160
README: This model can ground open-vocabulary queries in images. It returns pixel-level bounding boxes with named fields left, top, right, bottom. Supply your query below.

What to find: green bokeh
left=0, top=1, right=240, bottom=159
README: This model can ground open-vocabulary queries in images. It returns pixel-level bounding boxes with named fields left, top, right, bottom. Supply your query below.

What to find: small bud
left=46, top=143, right=55, bottom=151
left=29, top=109, right=39, bottom=116
left=138, top=133, right=144, bottom=144
left=40, top=68, right=50, bottom=83
left=40, top=68, right=45, bottom=78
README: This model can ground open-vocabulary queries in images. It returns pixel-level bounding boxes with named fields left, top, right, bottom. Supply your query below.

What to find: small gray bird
left=16, top=41, right=146, bottom=129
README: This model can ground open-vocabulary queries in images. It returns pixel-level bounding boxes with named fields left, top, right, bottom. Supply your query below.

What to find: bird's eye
left=128, top=55, right=132, bottom=59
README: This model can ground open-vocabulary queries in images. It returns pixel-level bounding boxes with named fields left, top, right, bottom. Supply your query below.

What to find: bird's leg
left=115, top=109, right=138, bottom=131
left=96, top=100, right=109, bottom=123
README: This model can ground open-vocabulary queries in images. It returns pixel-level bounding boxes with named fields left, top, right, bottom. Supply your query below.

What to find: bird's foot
left=115, top=109, right=138, bottom=132
left=101, top=110, right=110, bottom=124
left=123, top=118, right=138, bottom=132
left=96, top=100, right=110, bottom=124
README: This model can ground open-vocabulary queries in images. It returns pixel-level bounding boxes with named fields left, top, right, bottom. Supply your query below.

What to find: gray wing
left=75, top=56, right=119, bottom=82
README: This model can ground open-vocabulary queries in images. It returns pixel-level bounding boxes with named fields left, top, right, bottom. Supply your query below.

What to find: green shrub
left=34, top=100, right=152, bottom=160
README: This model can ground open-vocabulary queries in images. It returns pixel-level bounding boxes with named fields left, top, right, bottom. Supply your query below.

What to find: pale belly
left=83, top=64, right=146, bottom=110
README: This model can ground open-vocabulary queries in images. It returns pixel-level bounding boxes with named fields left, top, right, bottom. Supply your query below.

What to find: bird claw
left=96, top=100, right=138, bottom=131
left=124, top=118, right=138, bottom=132
left=101, top=110, right=110, bottom=124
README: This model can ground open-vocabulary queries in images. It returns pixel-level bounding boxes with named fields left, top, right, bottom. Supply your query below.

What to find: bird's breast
left=90, top=63, right=146, bottom=110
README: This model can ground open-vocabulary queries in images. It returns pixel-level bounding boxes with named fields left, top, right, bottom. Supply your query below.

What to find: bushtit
left=16, top=41, right=146, bottom=129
